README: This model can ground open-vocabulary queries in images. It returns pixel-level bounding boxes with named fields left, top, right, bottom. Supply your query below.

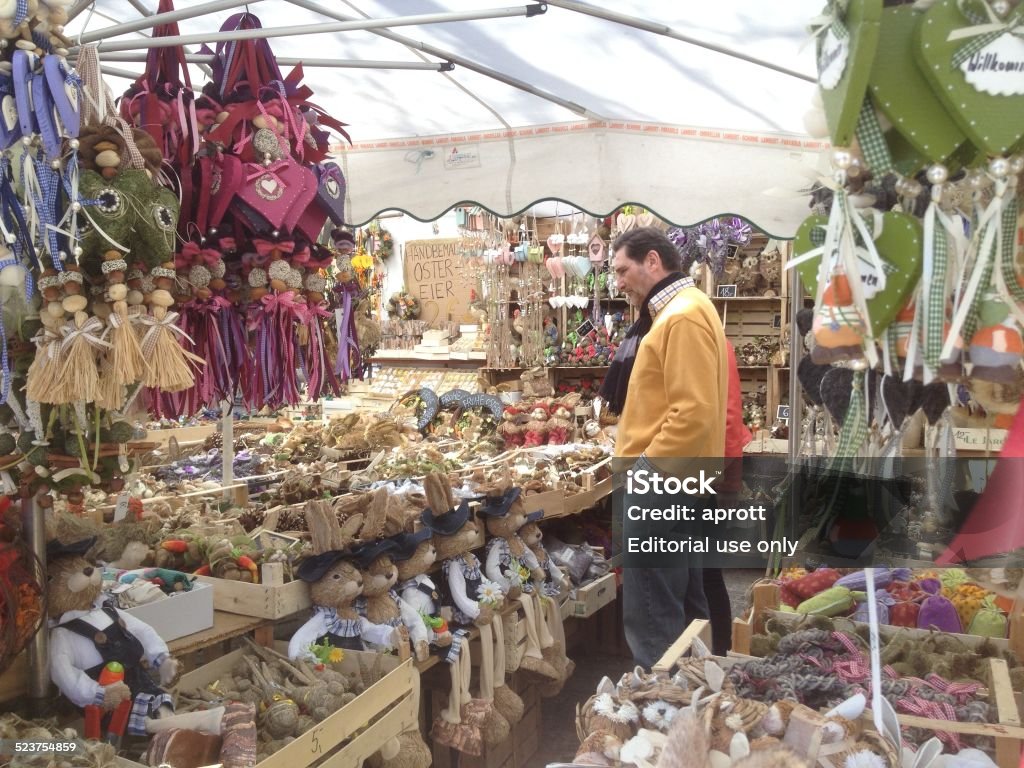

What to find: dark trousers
left=622, top=566, right=708, bottom=670
left=702, top=567, right=732, bottom=656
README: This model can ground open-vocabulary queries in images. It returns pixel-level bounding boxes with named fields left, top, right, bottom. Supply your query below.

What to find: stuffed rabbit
left=288, top=499, right=403, bottom=660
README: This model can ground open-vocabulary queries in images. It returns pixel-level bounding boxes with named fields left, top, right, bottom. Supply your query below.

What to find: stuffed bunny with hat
left=351, top=489, right=435, bottom=661
left=47, top=537, right=224, bottom=743
left=481, top=480, right=560, bottom=687
left=520, top=519, right=574, bottom=695
left=420, top=471, right=505, bottom=754
left=287, top=499, right=404, bottom=661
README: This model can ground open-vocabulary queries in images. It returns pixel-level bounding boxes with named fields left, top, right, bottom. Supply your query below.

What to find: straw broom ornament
left=138, top=262, right=204, bottom=391
left=26, top=269, right=66, bottom=403
left=96, top=250, right=148, bottom=410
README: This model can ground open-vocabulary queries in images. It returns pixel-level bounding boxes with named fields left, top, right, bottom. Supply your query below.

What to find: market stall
left=0, top=1, right=1023, bottom=768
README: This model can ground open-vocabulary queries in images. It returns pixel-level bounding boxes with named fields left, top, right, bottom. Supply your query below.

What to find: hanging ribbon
left=787, top=190, right=887, bottom=368
left=942, top=174, right=1020, bottom=361
left=831, top=367, right=871, bottom=464
left=808, top=0, right=849, bottom=42
left=854, top=102, right=894, bottom=177
left=137, top=311, right=195, bottom=358
left=948, top=0, right=1024, bottom=67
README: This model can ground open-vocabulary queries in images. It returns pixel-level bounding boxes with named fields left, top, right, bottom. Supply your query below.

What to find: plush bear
left=288, top=499, right=403, bottom=660
left=47, top=537, right=223, bottom=744
left=520, top=520, right=574, bottom=696
left=420, top=472, right=505, bottom=754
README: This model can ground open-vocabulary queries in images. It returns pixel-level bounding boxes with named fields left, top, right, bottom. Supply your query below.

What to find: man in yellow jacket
left=608, top=226, right=728, bottom=669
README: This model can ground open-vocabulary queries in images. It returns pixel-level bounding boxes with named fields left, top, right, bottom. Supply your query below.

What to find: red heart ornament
left=282, top=164, right=320, bottom=234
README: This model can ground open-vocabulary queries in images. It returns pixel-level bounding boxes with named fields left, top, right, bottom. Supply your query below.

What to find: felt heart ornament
left=575, top=256, right=592, bottom=276
left=793, top=211, right=924, bottom=338
left=881, top=374, right=916, bottom=427
left=916, top=0, right=1024, bottom=156
left=868, top=4, right=967, bottom=164
left=822, top=367, right=882, bottom=425
left=546, top=234, right=564, bottom=255
left=236, top=158, right=311, bottom=232
left=821, top=367, right=856, bottom=424
left=636, top=210, right=655, bottom=228
left=797, top=356, right=830, bottom=405
left=282, top=164, right=320, bottom=234
left=920, top=380, right=951, bottom=425
left=816, top=0, right=884, bottom=147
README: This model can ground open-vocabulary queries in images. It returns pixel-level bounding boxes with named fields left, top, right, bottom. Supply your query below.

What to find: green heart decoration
left=817, top=0, right=883, bottom=147
left=793, top=211, right=924, bottom=338
left=869, top=4, right=967, bottom=164
left=916, top=0, right=1024, bottom=156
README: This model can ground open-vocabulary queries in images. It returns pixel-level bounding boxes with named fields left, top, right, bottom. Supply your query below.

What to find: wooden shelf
left=712, top=296, right=784, bottom=302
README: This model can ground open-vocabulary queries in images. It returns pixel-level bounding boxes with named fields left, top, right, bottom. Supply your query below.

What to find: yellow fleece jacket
left=614, top=286, right=728, bottom=459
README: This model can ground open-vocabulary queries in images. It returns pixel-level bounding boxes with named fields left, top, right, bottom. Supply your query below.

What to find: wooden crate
left=661, top=621, right=1024, bottom=768
left=522, top=489, right=564, bottom=519
left=176, top=644, right=419, bottom=768
left=560, top=572, right=618, bottom=620
left=195, top=574, right=312, bottom=620
left=144, top=424, right=217, bottom=449
left=731, top=583, right=1014, bottom=656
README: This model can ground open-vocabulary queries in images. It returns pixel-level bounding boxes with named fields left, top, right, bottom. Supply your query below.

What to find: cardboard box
left=122, top=579, right=214, bottom=642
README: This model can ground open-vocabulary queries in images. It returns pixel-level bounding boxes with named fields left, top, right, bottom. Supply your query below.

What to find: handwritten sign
left=953, top=427, right=1007, bottom=452
left=403, top=238, right=476, bottom=327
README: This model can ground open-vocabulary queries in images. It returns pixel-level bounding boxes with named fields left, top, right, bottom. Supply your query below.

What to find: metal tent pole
left=23, top=491, right=52, bottom=714
left=101, top=65, right=146, bottom=80
left=543, top=0, right=816, bottom=83
left=77, top=0, right=269, bottom=45
left=98, top=51, right=453, bottom=70
left=286, top=0, right=600, bottom=120
left=73, top=5, right=544, bottom=52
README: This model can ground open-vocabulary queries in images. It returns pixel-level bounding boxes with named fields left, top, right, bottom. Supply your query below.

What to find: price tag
left=113, top=491, right=130, bottom=521
left=575, top=319, right=596, bottom=339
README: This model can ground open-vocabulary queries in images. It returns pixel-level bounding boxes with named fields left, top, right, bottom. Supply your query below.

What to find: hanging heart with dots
left=817, top=0, right=884, bottom=147
left=792, top=210, right=924, bottom=338
left=868, top=4, right=967, bottom=165
left=916, top=0, right=1024, bottom=156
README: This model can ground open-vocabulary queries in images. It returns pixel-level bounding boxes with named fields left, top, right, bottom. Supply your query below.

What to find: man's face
left=612, top=247, right=660, bottom=306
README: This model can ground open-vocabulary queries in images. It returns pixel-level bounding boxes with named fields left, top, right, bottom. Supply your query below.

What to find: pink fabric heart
left=546, top=234, right=564, bottom=255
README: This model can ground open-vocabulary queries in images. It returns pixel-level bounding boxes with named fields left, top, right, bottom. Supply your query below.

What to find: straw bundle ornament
left=138, top=272, right=203, bottom=392
left=96, top=262, right=148, bottom=410
left=54, top=310, right=109, bottom=405
left=25, top=313, right=63, bottom=403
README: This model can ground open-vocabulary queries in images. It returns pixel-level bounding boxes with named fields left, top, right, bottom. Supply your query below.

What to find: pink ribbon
left=175, top=243, right=223, bottom=270
left=246, top=159, right=289, bottom=188
left=253, top=238, right=295, bottom=257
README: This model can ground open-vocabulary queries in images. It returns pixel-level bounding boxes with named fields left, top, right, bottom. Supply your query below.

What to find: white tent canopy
left=66, top=0, right=827, bottom=237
